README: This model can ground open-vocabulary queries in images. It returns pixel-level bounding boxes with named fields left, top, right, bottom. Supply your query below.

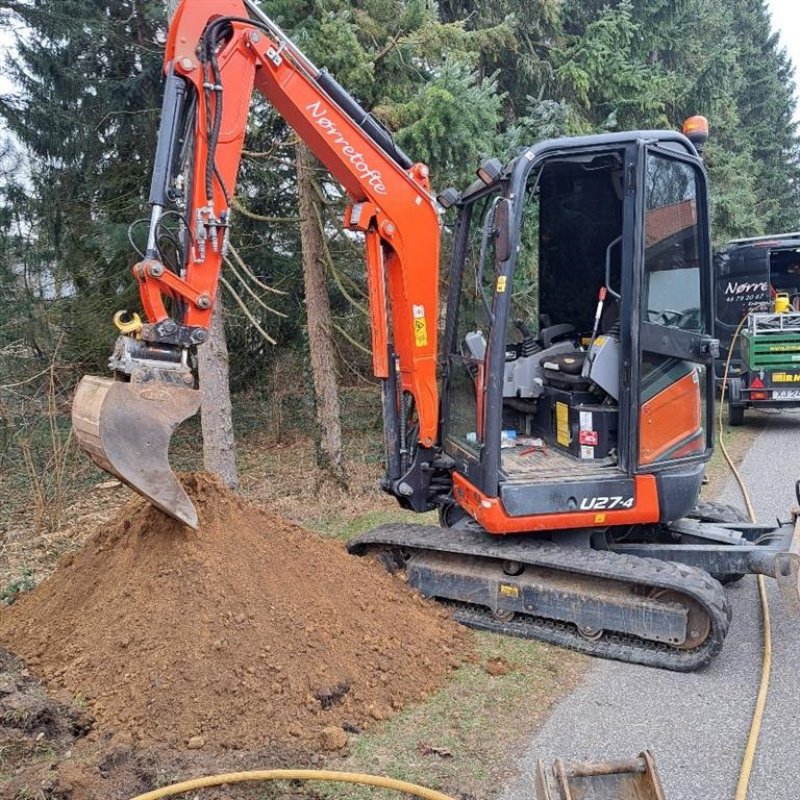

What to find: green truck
left=714, top=233, right=800, bottom=424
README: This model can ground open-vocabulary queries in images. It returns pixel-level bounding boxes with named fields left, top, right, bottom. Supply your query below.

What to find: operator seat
left=541, top=351, right=591, bottom=390
left=540, top=295, right=620, bottom=391
left=537, top=323, right=577, bottom=349
left=599, top=295, right=620, bottom=334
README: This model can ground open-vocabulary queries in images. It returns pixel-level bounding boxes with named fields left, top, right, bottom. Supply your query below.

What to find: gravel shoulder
left=500, top=409, right=800, bottom=800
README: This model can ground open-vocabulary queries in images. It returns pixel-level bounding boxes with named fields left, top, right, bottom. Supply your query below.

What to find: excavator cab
left=440, top=134, right=717, bottom=534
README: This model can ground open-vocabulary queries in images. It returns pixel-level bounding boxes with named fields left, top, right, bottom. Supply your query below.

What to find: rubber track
left=348, top=523, right=732, bottom=672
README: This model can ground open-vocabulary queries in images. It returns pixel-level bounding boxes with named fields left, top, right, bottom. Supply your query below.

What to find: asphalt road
left=500, top=409, right=800, bottom=800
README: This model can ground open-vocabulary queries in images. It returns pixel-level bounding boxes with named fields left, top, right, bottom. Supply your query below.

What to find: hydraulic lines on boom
left=73, top=0, right=443, bottom=525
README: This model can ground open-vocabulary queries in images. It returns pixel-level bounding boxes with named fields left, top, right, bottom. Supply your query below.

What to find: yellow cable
left=129, top=769, right=457, bottom=800
left=733, top=576, right=772, bottom=800
left=718, top=316, right=772, bottom=800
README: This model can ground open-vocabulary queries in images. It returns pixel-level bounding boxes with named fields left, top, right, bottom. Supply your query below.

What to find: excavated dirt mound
left=0, top=474, right=471, bottom=753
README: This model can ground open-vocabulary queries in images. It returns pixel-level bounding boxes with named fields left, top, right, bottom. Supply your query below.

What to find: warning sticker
left=580, top=445, right=595, bottom=460
left=579, top=411, right=593, bottom=431
left=412, top=304, right=425, bottom=318
left=499, top=584, right=519, bottom=598
left=414, top=317, right=428, bottom=347
left=556, top=402, right=570, bottom=446
left=579, top=430, right=599, bottom=446
left=496, top=275, right=507, bottom=293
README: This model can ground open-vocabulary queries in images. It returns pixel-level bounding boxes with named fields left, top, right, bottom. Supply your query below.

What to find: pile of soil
left=0, top=474, right=471, bottom=753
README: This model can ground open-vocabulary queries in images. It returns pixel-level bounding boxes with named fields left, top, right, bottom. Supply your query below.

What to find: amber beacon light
left=682, top=115, right=709, bottom=154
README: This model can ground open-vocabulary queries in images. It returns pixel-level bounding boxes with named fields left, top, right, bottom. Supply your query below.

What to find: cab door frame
left=440, top=183, right=504, bottom=496
left=632, top=140, right=716, bottom=474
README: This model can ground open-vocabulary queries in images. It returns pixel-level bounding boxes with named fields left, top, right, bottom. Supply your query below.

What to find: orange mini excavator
left=73, top=0, right=800, bottom=670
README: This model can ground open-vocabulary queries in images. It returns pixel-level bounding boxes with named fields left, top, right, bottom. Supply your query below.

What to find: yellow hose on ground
left=718, top=316, right=772, bottom=800
left=129, top=769, right=457, bottom=800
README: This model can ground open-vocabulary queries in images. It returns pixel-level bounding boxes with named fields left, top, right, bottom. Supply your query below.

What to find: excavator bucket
left=536, top=752, right=667, bottom=800
left=72, top=375, right=202, bottom=529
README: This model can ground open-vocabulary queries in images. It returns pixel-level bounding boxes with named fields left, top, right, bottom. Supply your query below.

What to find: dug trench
left=0, top=473, right=473, bottom=799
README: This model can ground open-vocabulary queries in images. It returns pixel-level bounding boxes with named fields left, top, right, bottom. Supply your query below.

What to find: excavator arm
left=72, top=0, right=442, bottom=528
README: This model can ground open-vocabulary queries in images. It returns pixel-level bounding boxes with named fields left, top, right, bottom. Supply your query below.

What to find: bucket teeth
left=72, top=375, right=202, bottom=528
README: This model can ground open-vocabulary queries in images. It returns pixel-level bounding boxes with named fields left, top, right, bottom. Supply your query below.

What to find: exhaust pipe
left=72, top=374, right=202, bottom=528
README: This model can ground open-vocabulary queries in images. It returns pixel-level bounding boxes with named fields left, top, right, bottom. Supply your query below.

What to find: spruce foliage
left=1, top=0, right=799, bottom=389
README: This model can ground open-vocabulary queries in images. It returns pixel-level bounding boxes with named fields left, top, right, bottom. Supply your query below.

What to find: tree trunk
left=197, top=289, right=239, bottom=488
left=295, top=142, right=346, bottom=484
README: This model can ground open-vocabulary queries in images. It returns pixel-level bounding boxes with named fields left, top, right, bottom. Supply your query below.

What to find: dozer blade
left=72, top=375, right=202, bottom=528
left=536, top=752, right=667, bottom=800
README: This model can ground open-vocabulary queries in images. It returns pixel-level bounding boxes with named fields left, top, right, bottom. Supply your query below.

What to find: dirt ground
left=0, top=404, right=756, bottom=800
left=0, top=474, right=473, bottom=799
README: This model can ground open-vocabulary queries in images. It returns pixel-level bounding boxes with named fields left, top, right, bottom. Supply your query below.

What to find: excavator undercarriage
left=349, top=510, right=800, bottom=671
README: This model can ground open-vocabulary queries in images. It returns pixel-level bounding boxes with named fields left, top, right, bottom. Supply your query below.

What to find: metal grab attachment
left=72, top=375, right=202, bottom=529
left=536, top=751, right=667, bottom=800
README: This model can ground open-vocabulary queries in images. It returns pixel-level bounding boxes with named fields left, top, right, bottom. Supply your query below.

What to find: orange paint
left=452, top=473, right=661, bottom=534
left=134, top=0, right=441, bottom=447
left=639, top=369, right=702, bottom=465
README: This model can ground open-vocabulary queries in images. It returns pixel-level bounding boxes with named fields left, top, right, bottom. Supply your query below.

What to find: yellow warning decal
left=556, top=401, right=570, bottom=446
left=414, top=318, right=428, bottom=347
left=499, top=584, right=519, bottom=598
left=496, top=275, right=507, bottom=293
left=594, top=513, right=606, bottom=523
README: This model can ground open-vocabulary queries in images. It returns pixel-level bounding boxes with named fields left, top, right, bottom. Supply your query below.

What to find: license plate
left=773, top=389, right=800, bottom=399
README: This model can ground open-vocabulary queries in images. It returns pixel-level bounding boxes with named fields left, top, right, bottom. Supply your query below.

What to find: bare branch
left=223, top=255, right=288, bottom=318
left=231, top=196, right=300, bottom=224
left=313, top=203, right=369, bottom=316
left=1, top=365, right=51, bottom=390
left=373, top=29, right=405, bottom=64
left=220, top=275, right=278, bottom=345
left=330, top=321, right=371, bottom=356
left=227, top=242, right=286, bottom=295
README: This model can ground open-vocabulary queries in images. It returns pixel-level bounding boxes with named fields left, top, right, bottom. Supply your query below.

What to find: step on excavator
left=72, top=0, right=800, bottom=672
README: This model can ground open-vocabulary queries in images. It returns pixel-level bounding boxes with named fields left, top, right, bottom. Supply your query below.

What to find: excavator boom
left=73, top=0, right=441, bottom=526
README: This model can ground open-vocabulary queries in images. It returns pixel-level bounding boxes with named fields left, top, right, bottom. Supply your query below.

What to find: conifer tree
left=0, top=0, right=165, bottom=367
left=729, top=0, right=800, bottom=233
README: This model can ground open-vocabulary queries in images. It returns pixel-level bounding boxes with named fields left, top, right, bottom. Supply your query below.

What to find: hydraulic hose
left=129, top=769, right=457, bottom=800
left=718, top=315, right=772, bottom=800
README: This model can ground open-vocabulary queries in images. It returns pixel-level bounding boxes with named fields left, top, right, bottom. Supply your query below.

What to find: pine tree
left=551, top=0, right=800, bottom=242
left=245, top=0, right=507, bottom=477
left=0, top=0, right=166, bottom=368
left=729, top=0, right=800, bottom=233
